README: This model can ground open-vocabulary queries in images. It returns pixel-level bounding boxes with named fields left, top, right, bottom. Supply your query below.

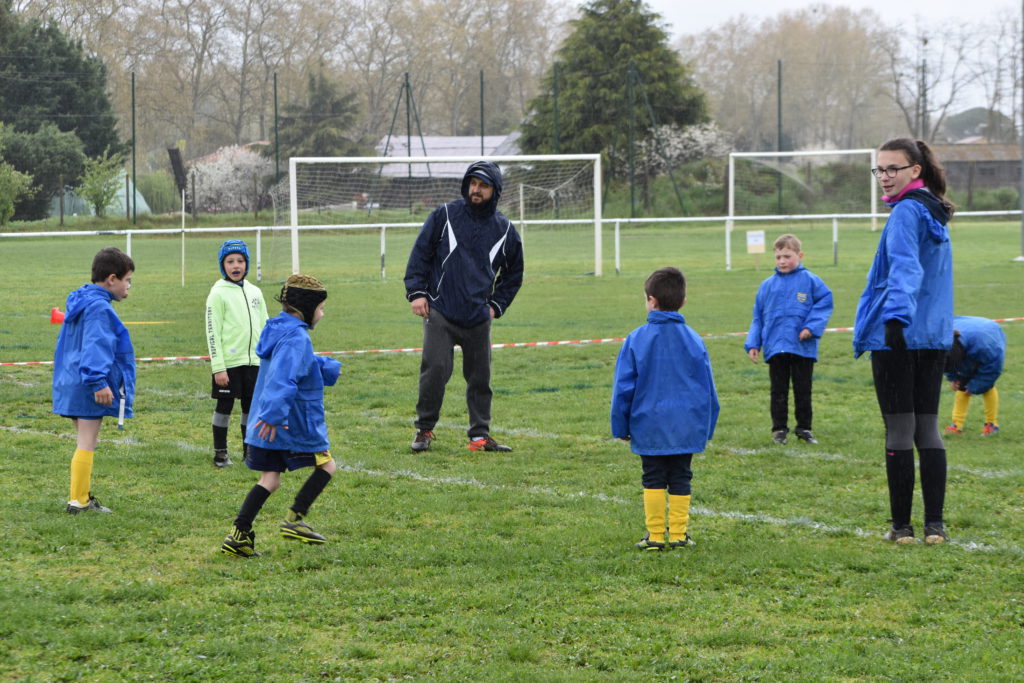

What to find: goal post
left=726, top=148, right=878, bottom=270
left=283, top=154, right=603, bottom=275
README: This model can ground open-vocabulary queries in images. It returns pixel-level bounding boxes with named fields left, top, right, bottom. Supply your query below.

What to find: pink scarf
left=882, top=178, right=924, bottom=203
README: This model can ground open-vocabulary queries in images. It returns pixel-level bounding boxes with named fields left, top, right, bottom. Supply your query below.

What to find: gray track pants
left=414, top=310, right=492, bottom=439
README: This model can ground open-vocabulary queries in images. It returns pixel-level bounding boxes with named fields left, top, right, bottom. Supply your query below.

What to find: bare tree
left=879, top=19, right=982, bottom=142
left=965, top=8, right=1021, bottom=142
left=680, top=6, right=900, bottom=151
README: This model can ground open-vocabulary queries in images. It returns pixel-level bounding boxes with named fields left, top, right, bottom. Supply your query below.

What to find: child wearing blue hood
left=205, top=239, right=268, bottom=467
left=944, top=315, right=1005, bottom=437
left=854, top=138, right=954, bottom=545
left=745, top=234, right=833, bottom=445
left=220, top=274, right=341, bottom=558
left=53, top=247, right=136, bottom=514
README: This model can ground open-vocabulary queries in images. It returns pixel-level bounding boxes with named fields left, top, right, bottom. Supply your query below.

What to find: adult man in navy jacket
left=404, top=161, right=524, bottom=453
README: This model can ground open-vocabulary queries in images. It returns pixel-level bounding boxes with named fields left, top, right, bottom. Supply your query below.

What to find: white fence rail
left=3, top=209, right=1021, bottom=281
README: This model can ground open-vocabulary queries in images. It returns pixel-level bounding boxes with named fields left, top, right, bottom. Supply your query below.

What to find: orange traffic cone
left=50, top=307, right=65, bottom=324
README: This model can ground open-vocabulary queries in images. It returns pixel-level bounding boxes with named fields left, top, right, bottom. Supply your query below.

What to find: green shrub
left=136, top=170, right=179, bottom=214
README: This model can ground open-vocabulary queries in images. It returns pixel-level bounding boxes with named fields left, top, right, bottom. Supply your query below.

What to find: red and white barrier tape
left=3, top=318, right=1021, bottom=367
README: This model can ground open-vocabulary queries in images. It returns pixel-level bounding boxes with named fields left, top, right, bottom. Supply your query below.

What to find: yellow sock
left=69, top=449, right=94, bottom=506
left=642, top=488, right=667, bottom=542
left=982, top=388, right=999, bottom=425
left=668, top=494, right=692, bottom=542
left=951, top=390, right=970, bottom=429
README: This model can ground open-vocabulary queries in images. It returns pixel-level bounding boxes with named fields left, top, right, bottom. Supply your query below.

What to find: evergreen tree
left=277, top=67, right=366, bottom=160
left=0, top=4, right=121, bottom=159
left=2, top=123, right=85, bottom=220
left=519, top=0, right=706, bottom=177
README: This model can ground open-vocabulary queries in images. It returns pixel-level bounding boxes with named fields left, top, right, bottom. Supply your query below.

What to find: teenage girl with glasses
left=853, top=138, right=954, bottom=545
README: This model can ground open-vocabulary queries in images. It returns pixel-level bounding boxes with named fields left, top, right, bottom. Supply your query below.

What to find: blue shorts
left=245, top=445, right=330, bottom=472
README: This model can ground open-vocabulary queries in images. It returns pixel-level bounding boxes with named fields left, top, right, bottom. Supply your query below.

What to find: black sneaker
left=468, top=436, right=512, bottom=452
left=280, top=518, right=327, bottom=544
left=883, top=524, right=916, bottom=544
left=923, top=522, right=950, bottom=545
left=66, top=496, right=112, bottom=515
left=635, top=533, right=666, bottom=551
left=772, top=430, right=788, bottom=445
left=221, top=525, right=260, bottom=558
left=668, top=533, right=696, bottom=549
left=411, top=429, right=434, bottom=452
left=214, top=450, right=233, bottom=467
left=794, top=428, right=818, bottom=444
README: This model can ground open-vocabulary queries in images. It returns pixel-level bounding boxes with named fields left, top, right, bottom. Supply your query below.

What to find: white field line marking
left=0, top=422, right=1012, bottom=553
left=334, top=461, right=1007, bottom=554
left=363, top=415, right=1024, bottom=480
left=4, top=419, right=1022, bottom=481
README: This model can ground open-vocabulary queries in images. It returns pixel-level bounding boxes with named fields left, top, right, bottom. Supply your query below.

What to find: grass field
left=1, top=218, right=1022, bottom=680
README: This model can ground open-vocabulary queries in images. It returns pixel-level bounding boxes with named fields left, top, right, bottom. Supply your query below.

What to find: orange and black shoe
left=981, top=422, right=1000, bottom=436
left=468, top=436, right=511, bottom=452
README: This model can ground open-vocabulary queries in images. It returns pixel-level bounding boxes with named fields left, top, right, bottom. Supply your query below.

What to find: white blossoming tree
left=189, top=145, right=273, bottom=213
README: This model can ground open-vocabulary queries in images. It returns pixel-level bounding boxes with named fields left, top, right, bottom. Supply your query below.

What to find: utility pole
left=921, top=38, right=929, bottom=140
left=1017, top=0, right=1024, bottom=261
left=777, top=59, right=783, bottom=213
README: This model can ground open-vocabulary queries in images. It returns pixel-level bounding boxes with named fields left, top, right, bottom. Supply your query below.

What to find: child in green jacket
left=205, top=240, right=268, bottom=467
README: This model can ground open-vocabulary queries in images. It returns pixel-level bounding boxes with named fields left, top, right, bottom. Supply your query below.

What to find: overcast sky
left=641, top=0, right=1017, bottom=38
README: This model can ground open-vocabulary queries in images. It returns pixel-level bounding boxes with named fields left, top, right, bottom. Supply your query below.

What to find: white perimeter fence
left=3, top=209, right=1022, bottom=282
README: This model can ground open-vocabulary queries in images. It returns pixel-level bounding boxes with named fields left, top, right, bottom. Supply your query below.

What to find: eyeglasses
left=870, top=164, right=916, bottom=178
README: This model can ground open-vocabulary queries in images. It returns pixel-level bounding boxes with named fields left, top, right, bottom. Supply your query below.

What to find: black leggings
left=871, top=349, right=945, bottom=450
left=871, top=349, right=947, bottom=526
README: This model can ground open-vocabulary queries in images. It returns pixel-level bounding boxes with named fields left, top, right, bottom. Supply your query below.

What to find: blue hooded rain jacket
left=245, top=312, right=341, bottom=453
left=946, top=315, right=1005, bottom=395
left=611, top=310, right=720, bottom=456
left=52, top=284, right=136, bottom=419
left=744, top=264, right=833, bottom=361
left=853, top=189, right=953, bottom=356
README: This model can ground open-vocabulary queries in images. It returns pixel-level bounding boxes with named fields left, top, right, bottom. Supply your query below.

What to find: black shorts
left=210, top=365, right=260, bottom=401
left=246, top=445, right=332, bottom=472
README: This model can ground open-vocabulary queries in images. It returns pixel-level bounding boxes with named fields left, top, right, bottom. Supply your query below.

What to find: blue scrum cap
left=218, top=240, right=250, bottom=278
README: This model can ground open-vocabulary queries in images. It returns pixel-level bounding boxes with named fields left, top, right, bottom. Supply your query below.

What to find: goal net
left=724, top=148, right=878, bottom=270
left=728, top=149, right=877, bottom=219
left=268, top=154, right=604, bottom=276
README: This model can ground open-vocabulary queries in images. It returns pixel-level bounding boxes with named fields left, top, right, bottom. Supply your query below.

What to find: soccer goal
left=273, top=154, right=603, bottom=276
left=725, top=148, right=878, bottom=269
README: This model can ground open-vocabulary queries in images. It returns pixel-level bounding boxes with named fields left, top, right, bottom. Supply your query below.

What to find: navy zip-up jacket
left=404, top=161, right=524, bottom=328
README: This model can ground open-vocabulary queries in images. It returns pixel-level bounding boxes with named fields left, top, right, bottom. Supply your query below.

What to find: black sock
left=291, top=468, right=332, bottom=518
left=885, top=449, right=915, bottom=527
left=918, top=448, right=947, bottom=524
left=213, top=425, right=228, bottom=452
left=234, top=484, right=272, bottom=531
